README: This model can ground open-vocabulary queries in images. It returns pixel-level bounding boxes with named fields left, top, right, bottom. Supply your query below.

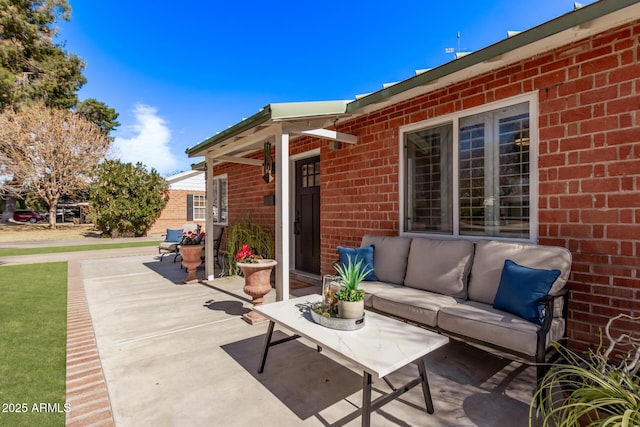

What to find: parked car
left=56, top=209, right=77, bottom=222
left=13, top=210, right=46, bottom=223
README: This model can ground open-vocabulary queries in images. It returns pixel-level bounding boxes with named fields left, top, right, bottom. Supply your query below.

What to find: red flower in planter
left=182, top=230, right=202, bottom=245
left=236, top=244, right=262, bottom=263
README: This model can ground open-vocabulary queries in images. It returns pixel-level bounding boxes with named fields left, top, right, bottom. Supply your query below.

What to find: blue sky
left=57, top=0, right=593, bottom=176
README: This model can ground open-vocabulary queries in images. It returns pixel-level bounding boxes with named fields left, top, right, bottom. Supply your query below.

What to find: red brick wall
left=148, top=189, right=205, bottom=235
left=534, top=22, right=640, bottom=348
left=223, top=20, right=640, bottom=350
left=216, top=155, right=277, bottom=238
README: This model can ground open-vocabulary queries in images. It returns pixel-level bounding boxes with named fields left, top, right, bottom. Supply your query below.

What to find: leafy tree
left=0, top=103, right=110, bottom=228
left=75, top=98, right=120, bottom=138
left=89, top=161, right=169, bottom=237
left=0, top=0, right=120, bottom=222
left=0, top=0, right=84, bottom=110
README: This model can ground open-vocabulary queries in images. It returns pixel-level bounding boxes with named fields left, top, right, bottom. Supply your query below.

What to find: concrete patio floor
left=77, top=254, right=537, bottom=426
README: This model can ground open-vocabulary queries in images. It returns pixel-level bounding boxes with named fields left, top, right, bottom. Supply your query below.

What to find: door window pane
left=301, top=161, right=320, bottom=188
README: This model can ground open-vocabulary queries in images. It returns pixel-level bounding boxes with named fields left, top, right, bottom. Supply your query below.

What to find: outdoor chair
left=158, top=228, right=183, bottom=261
left=159, top=224, right=199, bottom=262
left=213, top=226, right=225, bottom=268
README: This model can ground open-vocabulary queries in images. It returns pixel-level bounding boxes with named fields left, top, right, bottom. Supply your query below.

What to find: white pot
left=338, top=299, right=364, bottom=319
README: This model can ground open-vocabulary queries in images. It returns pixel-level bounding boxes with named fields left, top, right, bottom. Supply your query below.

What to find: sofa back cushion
left=404, top=238, right=474, bottom=298
left=361, top=235, right=412, bottom=285
left=468, top=240, right=572, bottom=306
left=337, top=245, right=377, bottom=281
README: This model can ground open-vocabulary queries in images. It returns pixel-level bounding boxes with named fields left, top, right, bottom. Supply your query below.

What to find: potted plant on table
left=530, top=313, right=640, bottom=427
left=334, top=256, right=372, bottom=319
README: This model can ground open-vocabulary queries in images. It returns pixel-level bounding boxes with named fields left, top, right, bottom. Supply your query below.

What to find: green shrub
left=89, top=160, right=168, bottom=237
left=226, top=216, right=274, bottom=275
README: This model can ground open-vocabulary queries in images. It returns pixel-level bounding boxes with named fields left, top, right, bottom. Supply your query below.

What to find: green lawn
left=0, top=240, right=160, bottom=257
left=0, top=262, right=67, bottom=427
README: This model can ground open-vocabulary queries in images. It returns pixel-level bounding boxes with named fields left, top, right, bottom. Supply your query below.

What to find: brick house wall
left=211, top=155, right=277, bottom=242
left=220, top=19, right=640, bottom=350
left=147, top=189, right=205, bottom=235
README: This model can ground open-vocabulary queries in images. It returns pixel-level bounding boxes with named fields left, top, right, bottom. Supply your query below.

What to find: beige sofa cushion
left=404, top=238, right=474, bottom=298
left=358, top=280, right=403, bottom=308
left=371, top=287, right=458, bottom=327
left=361, top=235, right=412, bottom=285
left=438, top=300, right=566, bottom=356
left=468, top=240, right=572, bottom=306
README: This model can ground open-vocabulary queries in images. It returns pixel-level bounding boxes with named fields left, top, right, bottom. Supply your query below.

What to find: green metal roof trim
left=186, top=100, right=350, bottom=157
left=347, top=0, right=638, bottom=113
left=270, top=100, right=349, bottom=119
left=190, top=160, right=205, bottom=171
left=186, top=107, right=271, bottom=157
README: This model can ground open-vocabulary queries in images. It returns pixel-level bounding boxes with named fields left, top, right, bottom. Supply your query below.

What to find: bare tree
left=0, top=103, right=110, bottom=228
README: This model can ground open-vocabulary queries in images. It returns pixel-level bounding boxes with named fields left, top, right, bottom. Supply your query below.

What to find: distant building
left=147, top=170, right=205, bottom=235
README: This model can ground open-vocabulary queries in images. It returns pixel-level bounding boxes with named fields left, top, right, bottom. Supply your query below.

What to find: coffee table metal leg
left=417, top=358, right=434, bottom=414
left=258, top=321, right=275, bottom=374
left=362, top=372, right=372, bottom=427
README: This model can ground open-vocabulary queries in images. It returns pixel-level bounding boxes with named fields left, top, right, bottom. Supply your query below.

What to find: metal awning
left=186, top=100, right=355, bottom=163
left=188, top=101, right=358, bottom=302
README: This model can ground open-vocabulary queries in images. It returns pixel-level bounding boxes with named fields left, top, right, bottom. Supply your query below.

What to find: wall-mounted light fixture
left=263, top=141, right=274, bottom=183
left=329, top=140, right=342, bottom=152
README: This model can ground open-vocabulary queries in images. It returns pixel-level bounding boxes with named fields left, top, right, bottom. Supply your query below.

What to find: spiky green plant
left=334, top=255, right=372, bottom=302
left=530, top=341, right=640, bottom=427
left=225, top=215, right=274, bottom=276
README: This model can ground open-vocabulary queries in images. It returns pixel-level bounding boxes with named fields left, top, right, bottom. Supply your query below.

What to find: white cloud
left=113, top=104, right=178, bottom=175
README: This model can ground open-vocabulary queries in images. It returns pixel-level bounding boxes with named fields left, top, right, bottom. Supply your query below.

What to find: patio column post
left=274, top=126, right=290, bottom=301
left=205, top=156, right=215, bottom=281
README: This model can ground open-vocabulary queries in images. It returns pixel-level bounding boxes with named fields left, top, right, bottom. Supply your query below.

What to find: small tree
left=0, top=103, right=110, bottom=228
left=89, top=160, right=169, bottom=237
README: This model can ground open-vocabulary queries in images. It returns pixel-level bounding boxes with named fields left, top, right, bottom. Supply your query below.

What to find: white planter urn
left=338, top=299, right=364, bottom=319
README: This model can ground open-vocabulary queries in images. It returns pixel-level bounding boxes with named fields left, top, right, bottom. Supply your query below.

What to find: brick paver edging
left=65, top=261, right=115, bottom=427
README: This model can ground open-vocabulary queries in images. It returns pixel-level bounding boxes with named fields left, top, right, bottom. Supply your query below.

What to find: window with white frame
left=193, top=195, right=206, bottom=221
left=402, top=96, right=535, bottom=241
left=212, top=175, right=228, bottom=224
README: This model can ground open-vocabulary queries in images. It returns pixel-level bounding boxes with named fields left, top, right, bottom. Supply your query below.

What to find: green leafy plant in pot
left=334, top=256, right=372, bottom=319
left=226, top=215, right=274, bottom=276
left=530, top=313, right=640, bottom=427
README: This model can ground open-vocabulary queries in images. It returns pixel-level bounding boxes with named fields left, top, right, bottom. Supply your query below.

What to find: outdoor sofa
left=343, top=234, right=572, bottom=386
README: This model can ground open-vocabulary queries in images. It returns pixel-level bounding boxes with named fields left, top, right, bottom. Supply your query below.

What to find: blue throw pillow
left=337, top=245, right=377, bottom=281
left=493, top=259, right=561, bottom=325
left=166, top=229, right=183, bottom=242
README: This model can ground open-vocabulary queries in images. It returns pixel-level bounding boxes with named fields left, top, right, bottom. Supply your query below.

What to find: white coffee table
left=254, top=295, right=449, bottom=427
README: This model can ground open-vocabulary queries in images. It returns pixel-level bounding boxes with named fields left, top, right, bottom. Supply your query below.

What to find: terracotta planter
left=338, top=299, right=365, bottom=319
left=238, top=259, right=277, bottom=325
left=180, top=245, right=202, bottom=284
